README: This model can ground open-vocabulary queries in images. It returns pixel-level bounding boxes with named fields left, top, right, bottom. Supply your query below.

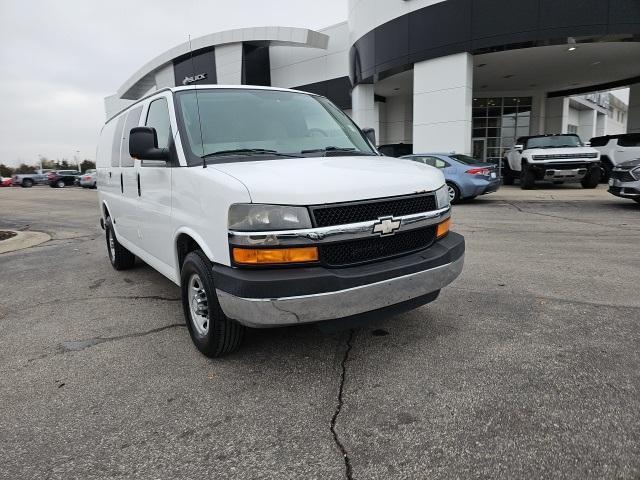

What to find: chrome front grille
left=532, top=153, right=598, bottom=161
left=310, top=194, right=438, bottom=228
left=319, top=226, right=437, bottom=267
left=611, top=169, right=638, bottom=182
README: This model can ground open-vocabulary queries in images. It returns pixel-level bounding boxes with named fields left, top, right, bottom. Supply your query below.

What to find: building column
left=529, top=93, right=546, bottom=135
left=544, top=97, right=569, bottom=134
left=628, top=83, right=640, bottom=133
left=374, top=100, right=387, bottom=145
left=351, top=84, right=377, bottom=134
left=381, top=94, right=413, bottom=145
left=215, top=43, right=243, bottom=85
left=578, top=109, right=597, bottom=141
left=596, top=112, right=608, bottom=137
left=413, top=53, right=473, bottom=155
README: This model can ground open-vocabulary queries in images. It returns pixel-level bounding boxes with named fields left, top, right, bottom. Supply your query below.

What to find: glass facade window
left=472, top=97, right=532, bottom=164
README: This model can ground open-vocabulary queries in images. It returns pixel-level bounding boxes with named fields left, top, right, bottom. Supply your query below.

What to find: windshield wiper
left=300, top=146, right=369, bottom=156
left=201, top=148, right=297, bottom=159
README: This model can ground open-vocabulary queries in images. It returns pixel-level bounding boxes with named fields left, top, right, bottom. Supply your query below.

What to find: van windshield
left=175, top=89, right=376, bottom=164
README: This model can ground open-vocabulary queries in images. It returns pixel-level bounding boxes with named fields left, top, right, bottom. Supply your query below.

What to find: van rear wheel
left=105, top=217, right=136, bottom=270
left=180, top=251, right=245, bottom=358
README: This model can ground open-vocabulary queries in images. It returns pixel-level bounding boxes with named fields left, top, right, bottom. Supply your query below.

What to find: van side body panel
left=170, top=166, right=251, bottom=275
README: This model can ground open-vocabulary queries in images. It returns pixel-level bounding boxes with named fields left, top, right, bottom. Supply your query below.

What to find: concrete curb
left=0, top=230, right=51, bottom=254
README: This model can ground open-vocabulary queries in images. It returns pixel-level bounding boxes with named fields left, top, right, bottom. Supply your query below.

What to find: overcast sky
left=0, top=0, right=347, bottom=166
left=0, top=2, right=632, bottom=167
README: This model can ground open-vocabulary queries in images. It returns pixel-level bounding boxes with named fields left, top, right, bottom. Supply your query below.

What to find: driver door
left=137, top=94, right=175, bottom=269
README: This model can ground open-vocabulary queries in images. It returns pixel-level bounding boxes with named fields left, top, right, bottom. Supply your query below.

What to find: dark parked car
left=378, top=143, right=413, bottom=157
left=608, top=159, right=640, bottom=204
left=48, top=170, right=80, bottom=188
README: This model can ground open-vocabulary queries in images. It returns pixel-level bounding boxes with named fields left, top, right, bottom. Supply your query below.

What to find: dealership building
left=106, top=0, right=640, bottom=162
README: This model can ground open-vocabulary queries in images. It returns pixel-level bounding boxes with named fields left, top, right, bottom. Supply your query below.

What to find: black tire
left=180, top=251, right=245, bottom=357
left=502, top=160, right=515, bottom=185
left=520, top=165, right=536, bottom=190
left=56, top=180, right=65, bottom=188
left=600, top=157, right=613, bottom=183
left=581, top=167, right=601, bottom=189
left=446, top=182, right=461, bottom=204
left=105, top=217, right=136, bottom=270
left=21, top=179, right=33, bottom=188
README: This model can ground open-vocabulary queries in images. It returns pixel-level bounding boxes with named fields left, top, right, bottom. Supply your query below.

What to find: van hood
left=211, top=156, right=445, bottom=205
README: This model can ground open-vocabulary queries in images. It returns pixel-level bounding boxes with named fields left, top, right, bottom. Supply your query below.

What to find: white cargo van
left=97, top=86, right=464, bottom=357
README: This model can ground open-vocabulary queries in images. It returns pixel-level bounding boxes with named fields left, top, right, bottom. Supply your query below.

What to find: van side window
left=120, top=106, right=143, bottom=167
left=146, top=98, right=171, bottom=149
left=111, top=115, right=126, bottom=167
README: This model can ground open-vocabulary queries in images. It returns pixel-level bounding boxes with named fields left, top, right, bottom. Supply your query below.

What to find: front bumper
left=214, top=232, right=464, bottom=327
left=527, top=161, right=600, bottom=181
left=608, top=185, right=640, bottom=198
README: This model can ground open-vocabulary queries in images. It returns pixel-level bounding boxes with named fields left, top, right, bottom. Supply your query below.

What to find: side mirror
left=129, top=127, right=169, bottom=161
left=514, top=144, right=524, bottom=152
left=362, top=127, right=376, bottom=147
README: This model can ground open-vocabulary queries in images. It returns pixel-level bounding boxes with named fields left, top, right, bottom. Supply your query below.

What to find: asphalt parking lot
left=1, top=185, right=639, bottom=479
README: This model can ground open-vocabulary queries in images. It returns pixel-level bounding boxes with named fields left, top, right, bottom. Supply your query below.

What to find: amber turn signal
left=232, top=246, right=319, bottom=265
left=436, top=218, right=451, bottom=238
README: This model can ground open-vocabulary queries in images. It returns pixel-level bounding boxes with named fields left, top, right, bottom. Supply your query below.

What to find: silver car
left=608, top=159, right=640, bottom=204
left=79, top=169, right=97, bottom=189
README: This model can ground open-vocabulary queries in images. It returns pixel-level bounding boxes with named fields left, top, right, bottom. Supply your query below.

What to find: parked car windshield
left=175, top=88, right=375, bottom=164
left=526, top=135, right=582, bottom=149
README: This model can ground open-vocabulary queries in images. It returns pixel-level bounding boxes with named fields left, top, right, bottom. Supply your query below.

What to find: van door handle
left=120, top=173, right=123, bottom=194
left=137, top=172, right=141, bottom=197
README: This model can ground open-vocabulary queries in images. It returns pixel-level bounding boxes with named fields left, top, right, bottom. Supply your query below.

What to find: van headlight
left=435, top=185, right=450, bottom=209
left=228, top=204, right=312, bottom=231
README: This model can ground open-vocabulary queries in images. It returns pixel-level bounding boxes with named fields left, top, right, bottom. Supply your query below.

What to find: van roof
left=105, top=85, right=320, bottom=124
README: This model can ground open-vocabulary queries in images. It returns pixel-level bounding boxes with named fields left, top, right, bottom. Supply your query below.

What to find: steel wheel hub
left=447, top=185, right=456, bottom=201
left=108, top=230, right=115, bottom=259
left=188, top=273, right=209, bottom=335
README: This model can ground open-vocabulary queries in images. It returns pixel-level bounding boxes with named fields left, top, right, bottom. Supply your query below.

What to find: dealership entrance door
left=472, top=138, right=486, bottom=161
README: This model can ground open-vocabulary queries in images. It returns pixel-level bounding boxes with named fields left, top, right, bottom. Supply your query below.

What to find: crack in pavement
left=501, top=201, right=640, bottom=231
left=61, top=323, right=186, bottom=352
left=26, top=323, right=186, bottom=363
left=4, top=295, right=181, bottom=316
left=331, top=329, right=355, bottom=480
left=449, top=286, right=640, bottom=310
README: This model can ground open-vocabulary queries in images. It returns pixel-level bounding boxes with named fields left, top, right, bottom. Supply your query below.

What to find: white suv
left=96, top=86, right=464, bottom=357
left=590, top=134, right=640, bottom=181
left=503, top=134, right=601, bottom=189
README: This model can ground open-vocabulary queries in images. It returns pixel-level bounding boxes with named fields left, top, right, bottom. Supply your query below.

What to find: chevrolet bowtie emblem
left=372, top=217, right=401, bottom=236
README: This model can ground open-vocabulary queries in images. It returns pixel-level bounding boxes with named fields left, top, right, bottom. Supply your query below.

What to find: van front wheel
left=180, top=251, right=245, bottom=358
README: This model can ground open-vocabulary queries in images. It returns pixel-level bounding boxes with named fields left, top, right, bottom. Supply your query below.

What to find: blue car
left=400, top=153, right=501, bottom=204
